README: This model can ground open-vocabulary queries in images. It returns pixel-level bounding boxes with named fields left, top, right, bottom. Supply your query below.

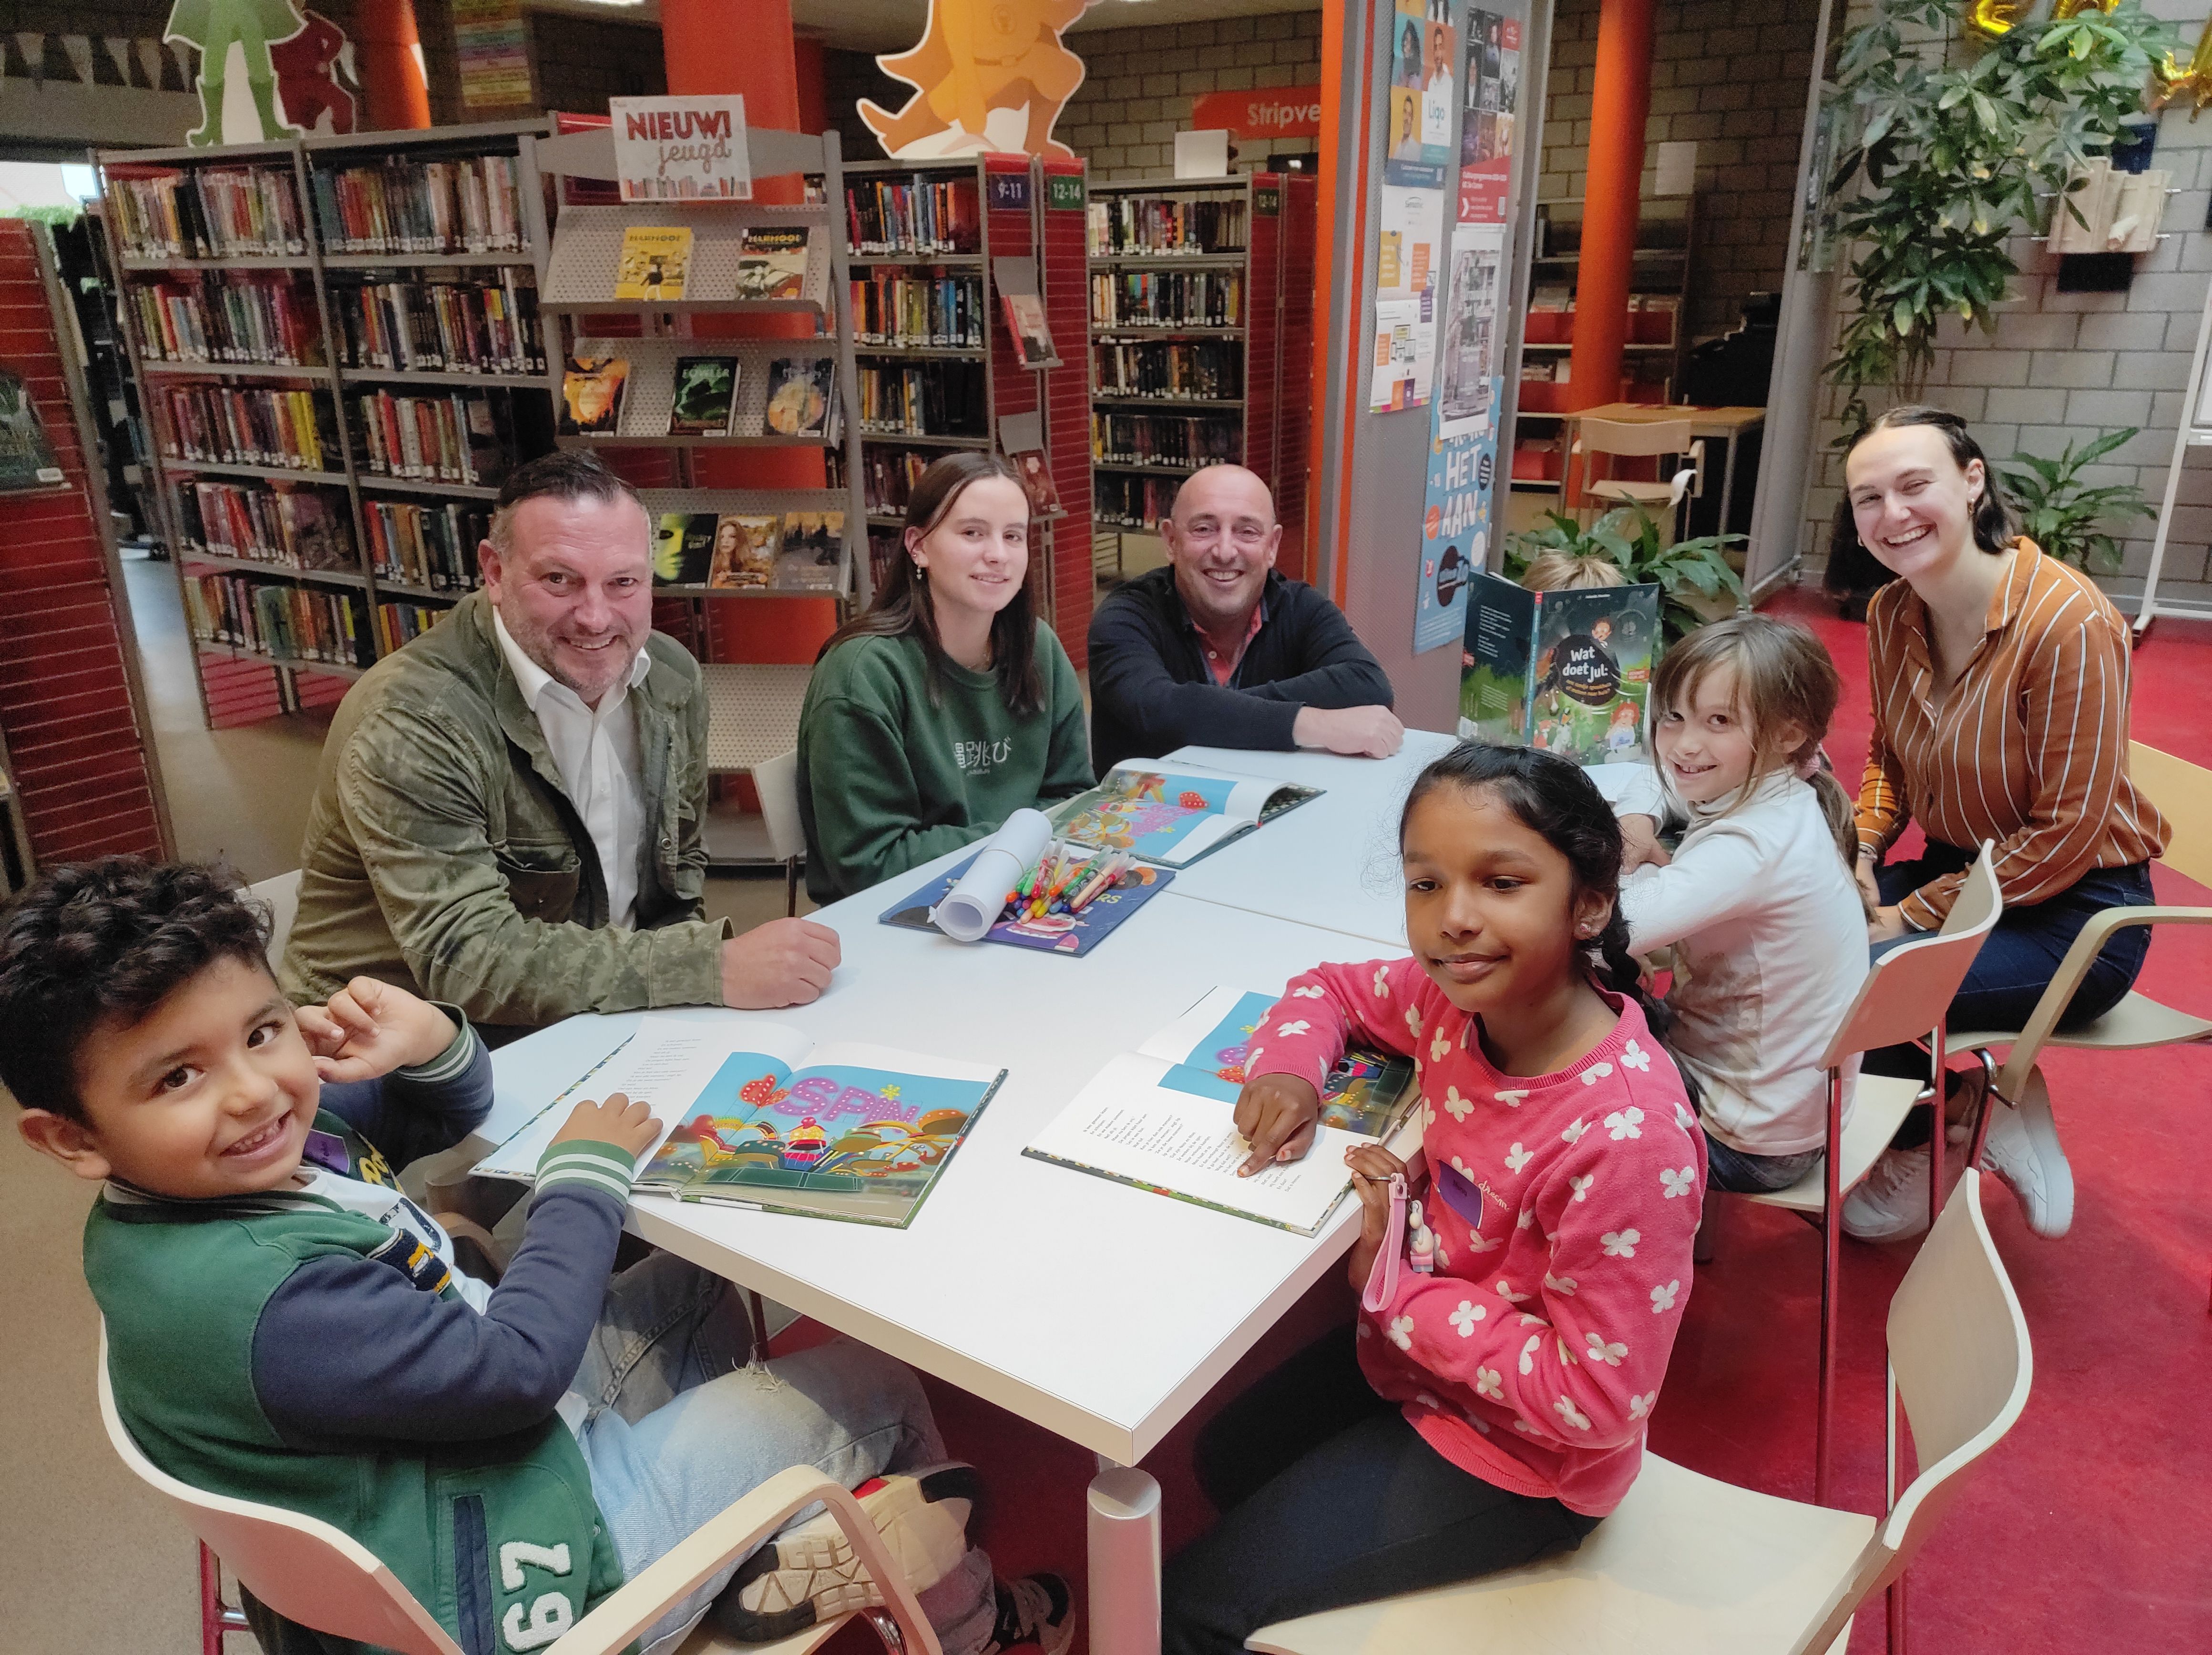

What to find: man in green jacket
left=283, top=452, right=840, bottom=1038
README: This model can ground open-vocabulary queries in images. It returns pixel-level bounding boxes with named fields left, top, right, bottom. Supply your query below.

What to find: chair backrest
left=1936, top=837, right=2002, bottom=939
left=1817, top=843, right=2002, bottom=1069
left=96, top=1328, right=462, bottom=1655
left=755, top=748, right=806, bottom=865
left=1578, top=416, right=1693, bottom=458
left=2129, top=740, right=2212, bottom=891
left=248, top=870, right=303, bottom=973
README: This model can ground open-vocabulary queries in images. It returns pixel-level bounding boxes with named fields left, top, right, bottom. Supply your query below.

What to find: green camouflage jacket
left=280, top=590, right=726, bottom=1034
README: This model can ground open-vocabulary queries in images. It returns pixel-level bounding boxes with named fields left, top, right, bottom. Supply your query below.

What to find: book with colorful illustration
left=613, top=225, right=693, bottom=301
left=878, top=848, right=1176, bottom=956
left=1459, top=571, right=1661, bottom=766
left=667, top=356, right=739, bottom=436
left=473, top=1015, right=1003, bottom=1229
left=1022, top=987, right=1420, bottom=1234
left=764, top=356, right=836, bottom=436
left=1047, top=760, right=1320, bottom=867
left=559, top=353, right=629, bottom=436
left=653, top=512, right=717, bottom=585
left=734, top=225, right=810, bottom=301
left=707, top=512, right=780, bottom=587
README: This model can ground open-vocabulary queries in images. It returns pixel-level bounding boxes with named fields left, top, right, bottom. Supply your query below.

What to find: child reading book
left=0, top=859, right=1071, bottom=1655
left=1159, top=745, right=1705, bottom=1650
left=797, top=452, right=1093, bottom=902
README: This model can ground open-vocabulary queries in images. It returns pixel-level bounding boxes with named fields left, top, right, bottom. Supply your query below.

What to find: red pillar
left=1566, top=0, right=1656, bottom=415
left=353, top=0, right=431, bottom=130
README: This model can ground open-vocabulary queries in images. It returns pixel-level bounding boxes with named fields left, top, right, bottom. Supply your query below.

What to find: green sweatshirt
left=797, top=622, right=1094, bottom=902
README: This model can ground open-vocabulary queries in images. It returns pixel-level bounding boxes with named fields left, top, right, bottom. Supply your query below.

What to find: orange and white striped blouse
left=1855, top=541, right=2170, bottom=930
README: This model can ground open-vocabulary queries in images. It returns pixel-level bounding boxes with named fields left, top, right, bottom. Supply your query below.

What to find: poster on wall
left=858, top=0, right=1089, bottom=159
left=610, top=96, right=752, bottom=202
left=1459, top=7, right=1522, bottom=224
left=1413, top=393, right=1498, bottom=653
left=1435, top=223, right=1503, bottom=439
left=1385, top=0, right=1454, bottom=188
left=0, top=368, right=66, bottom=493
left=451, top=0, right=533, bottom=114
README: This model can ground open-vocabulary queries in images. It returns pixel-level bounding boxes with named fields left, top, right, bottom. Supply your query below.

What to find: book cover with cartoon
left=1459, top=571, right=1659, bottom=765
left=1049, top=760, right=1320, bottom=867
left=614, top=225, right=694, bottom=301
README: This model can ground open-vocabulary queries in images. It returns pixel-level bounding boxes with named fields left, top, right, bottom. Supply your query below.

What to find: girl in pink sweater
left=1161, top=743, right=1707, bottom=1653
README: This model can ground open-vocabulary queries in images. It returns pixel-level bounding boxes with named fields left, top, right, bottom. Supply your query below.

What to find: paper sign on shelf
left=610, top=94, right=752, bottom=203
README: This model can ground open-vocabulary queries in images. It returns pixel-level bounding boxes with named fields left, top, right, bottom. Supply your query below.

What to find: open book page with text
left=1048, top=761, right=1320, bottom=866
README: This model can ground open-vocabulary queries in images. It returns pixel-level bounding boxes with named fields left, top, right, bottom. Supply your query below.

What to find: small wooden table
left=1560, top=402, right=1767, bottom=545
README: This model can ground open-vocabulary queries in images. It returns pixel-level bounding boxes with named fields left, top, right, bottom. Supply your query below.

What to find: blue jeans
left=1703, top=1138, right=1823, bottom=1194
left=573, top=1252, right=996, bottom=1655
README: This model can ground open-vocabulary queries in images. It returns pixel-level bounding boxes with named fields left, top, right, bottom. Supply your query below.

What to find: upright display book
left=1010, top=449, right=1065, bottom=519
left=0, top=369, right=65, bottom=492
left=1459, top=571, right=1660, bottom=765
left=764, top=357, right=835, bottom=436
left=560, top=354, right=630, bottom=436
left=473, top=1015, right=1004, bottom=1229
left=653, top=512, right=717, bottom=585
left=774, top=510, right=844, bottom=590
left=1022, top=987, right=1419, bottom=1234
left=1049, top=761, right=1321, bottom=867
left=1000, top=291, right=1058, bottom=368
left=879, top=850, right=1175, bottom=956
left=614, top=226, right=694, bottom=301
left=734, top=226, right=810, bottom=301
left=667, top=356, right=739, bottom=436
left=707, top=513, right=779, bottom=587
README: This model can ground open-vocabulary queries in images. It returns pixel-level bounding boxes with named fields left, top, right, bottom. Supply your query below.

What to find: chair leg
left=1888, top=1573, right=1907, bottom=1653
left=1925, top=1021, right=1947, bottom=1237
left=785, top=858, right=800, bottom=919
left=1963, top=1047, right=2001, bottom=1169
left=199, top=1543, right=250, bottom=1654
left=1816, top=1067, right=1843, bottom=1507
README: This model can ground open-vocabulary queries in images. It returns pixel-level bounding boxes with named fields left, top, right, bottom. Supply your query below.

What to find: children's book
left=878, top=849, right=1176, bottom=956
left=474, top=1015, right=1004, bottom=1229
left=1458, top=570, right=1661, bottom=765
left=667, top=355, right=739, bottom=436
left=707, top=512, right=779, bottom=587
left=653, top=511, right=717, bottom=585
left=1022, top=987, right=1419, bottom=1234
left=1000, top=291, right=1058, bottom=368
left=734, top=225, right=810, bottom=301
left=1048, top=760, right=1321, bottom=867
left=614, top=225, right=693, bottom=301
left=764, top=356, right=835, bottom=436
left=559, top=353, right=629, bottom=436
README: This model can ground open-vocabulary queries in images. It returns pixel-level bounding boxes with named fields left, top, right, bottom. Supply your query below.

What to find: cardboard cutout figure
left=165, top=0, right=309, bottom=145
left=860, top=0, right=1092, bottom=159
left=270, top=8, right=356, bottom=134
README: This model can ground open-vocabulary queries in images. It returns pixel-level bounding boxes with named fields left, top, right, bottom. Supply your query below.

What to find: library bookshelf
left=1085, top=172, right=1317, bottom=586
left=96, top=119, right=558, bottom=729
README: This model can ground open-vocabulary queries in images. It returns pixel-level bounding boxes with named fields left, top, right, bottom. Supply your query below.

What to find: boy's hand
left=1345, top=1144, right=1407, bottom=1291
left=296, top=978, right=457, bottom=1083
left=1233, top=1073, right=1321, bottom=1176
left=551, top=1093, right=662, bottom=1161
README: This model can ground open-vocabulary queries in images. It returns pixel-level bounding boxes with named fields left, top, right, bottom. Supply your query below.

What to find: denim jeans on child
left=572, top=1250, right=996, bottom=1655
left=1702, top=1137, right=1823, bottom=1194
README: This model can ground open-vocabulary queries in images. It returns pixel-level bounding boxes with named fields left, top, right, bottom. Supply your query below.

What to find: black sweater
left=1087, top=566, right=1395, bottom=773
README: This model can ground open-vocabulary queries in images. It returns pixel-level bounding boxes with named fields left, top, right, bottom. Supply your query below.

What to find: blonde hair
left=1521, top=551, right=1626, bottom=592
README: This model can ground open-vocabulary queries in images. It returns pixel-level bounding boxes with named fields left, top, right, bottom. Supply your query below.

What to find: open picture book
left=474, top=1015, right=1004, bottom=1228
left=1023, top=987, right=1418, bottom=1235
left=1046, top=761, right=1321, bottom=867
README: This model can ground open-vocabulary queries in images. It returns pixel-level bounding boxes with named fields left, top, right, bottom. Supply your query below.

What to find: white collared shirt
left=492, top=608, right=651, bottom=928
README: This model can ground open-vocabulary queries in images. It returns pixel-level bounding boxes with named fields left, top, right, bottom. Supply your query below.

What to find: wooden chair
left=1734, top=845, right=2001, bottom=1505
left=1571, top=416, right=1704, bottom=537
left=1247, top=1168, right=2033, bottom=1655
left=754, top=748, right=808, bottom=919
left=98, top=1328, right=942, bottom=1655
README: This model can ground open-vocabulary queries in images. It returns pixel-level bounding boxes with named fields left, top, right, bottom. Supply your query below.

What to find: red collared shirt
left=1194, top=600, right=1267, bottom=686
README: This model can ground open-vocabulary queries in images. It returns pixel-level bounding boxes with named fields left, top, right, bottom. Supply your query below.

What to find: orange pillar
left=1566, top=0, right=1656, bottom=416
left=353, top=0, right=431, bottom=130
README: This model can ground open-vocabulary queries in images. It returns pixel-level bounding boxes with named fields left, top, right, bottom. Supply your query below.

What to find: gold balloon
left=2150, top=29, right=2212, bottom=118
left=1967, top=0, right=2021, bottom=38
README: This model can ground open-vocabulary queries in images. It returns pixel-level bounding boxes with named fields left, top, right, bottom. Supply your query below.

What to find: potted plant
left=1995, top=427, right=2153, bottom=575
left=1504, top=508, right=1746, bottom=644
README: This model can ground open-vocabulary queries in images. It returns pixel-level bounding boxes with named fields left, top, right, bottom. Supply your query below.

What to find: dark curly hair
left=0, top=858, right=272, bottom=1124
left=1400, top=742, right=1698, bottom=1105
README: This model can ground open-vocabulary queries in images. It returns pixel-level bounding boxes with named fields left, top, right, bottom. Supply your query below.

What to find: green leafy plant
left=1505, top=508, right=1746, bottom=643
left=1994, top=426, right=2152, bottom=575
left=1824, top=0, right=2173, bottom=429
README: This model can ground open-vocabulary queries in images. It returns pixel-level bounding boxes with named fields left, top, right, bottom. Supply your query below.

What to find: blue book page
left=878, top=851, right=1175, bottom=955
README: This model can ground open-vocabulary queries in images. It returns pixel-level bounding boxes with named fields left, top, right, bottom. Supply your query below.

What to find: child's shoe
left=717, top=1461, right=981, bottom=1638
left=980, top=1573, right=1076, bottom=1655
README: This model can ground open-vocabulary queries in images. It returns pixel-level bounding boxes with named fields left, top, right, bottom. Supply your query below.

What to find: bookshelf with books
left=1085, top=173, right=1315, bottom=584
left=97, top=121, right=561, bottom=729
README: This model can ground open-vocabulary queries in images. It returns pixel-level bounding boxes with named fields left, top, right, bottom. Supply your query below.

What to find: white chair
left=248, top=869, right=303, bottom=973
left=1248, top=1168, right=2033, bottom=1655
left=754, top=749, right=807, bottom=919
left=1571, top=416, right=1705, bottom=536
left=99, top=1327, right=942, bottom=1655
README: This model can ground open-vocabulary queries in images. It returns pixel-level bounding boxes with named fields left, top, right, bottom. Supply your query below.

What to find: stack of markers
left=1000, top=843, right=1136, bottom=924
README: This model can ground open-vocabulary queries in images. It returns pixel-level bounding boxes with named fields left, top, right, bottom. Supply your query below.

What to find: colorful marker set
left=1000, top=843, right=1136, bottom=923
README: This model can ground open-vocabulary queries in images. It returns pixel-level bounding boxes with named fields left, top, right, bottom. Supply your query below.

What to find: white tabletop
left=478, top=881, right=1410, bottom=1465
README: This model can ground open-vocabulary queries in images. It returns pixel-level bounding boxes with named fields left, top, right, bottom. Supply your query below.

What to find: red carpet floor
left=809, top=585, right=2212, bottom=1654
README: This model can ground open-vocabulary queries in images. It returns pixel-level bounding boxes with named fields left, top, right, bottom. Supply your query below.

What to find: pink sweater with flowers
left=1249, top=957, right=1707, bottom=1515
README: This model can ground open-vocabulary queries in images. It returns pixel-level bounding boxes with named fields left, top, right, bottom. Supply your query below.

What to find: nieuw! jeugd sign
left=609, top=95, right=753, bottom=202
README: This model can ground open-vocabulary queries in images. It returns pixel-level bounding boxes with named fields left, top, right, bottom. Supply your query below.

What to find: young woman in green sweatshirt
left=797, top=452, right=1094, bottom=902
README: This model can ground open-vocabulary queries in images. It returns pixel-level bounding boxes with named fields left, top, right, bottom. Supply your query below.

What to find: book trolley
left=1085, top=171, right=1317, bottom=584
left=96, top=120, right=559, bottom=729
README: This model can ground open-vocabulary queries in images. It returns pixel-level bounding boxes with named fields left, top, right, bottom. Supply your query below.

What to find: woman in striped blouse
left=1837, top=405, right=2169, bottom=1244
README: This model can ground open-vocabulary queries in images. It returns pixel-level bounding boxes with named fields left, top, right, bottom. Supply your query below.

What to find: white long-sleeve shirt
left=1614, top=769, right=1869, bottom=1156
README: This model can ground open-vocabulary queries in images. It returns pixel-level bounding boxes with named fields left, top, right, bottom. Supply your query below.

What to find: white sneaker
left=1978, top=1070, right=2074, bottom=1239
left=1842, top=1144, right=1934, bottom=1242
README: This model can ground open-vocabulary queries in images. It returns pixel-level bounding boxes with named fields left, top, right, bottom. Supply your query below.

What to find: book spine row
left=353, top=391, right=507, bottom=486
left=371, top=601, right=450, bottom=656
left=1090, top=413, right=1241, bottom=470
left=1091, top=270, right=1244, bottom=329
left=854, top=447, right=935, bottom=517
left=110, top=165, right=306, bottom=260
left=1093, top=472, right=1183, bottom=532
left=1086, top=197, right=1248, bottom=256
left=1092, top=340, right=1243, bottom=401
left=364, top=499, right=487, bottom=592
left=310, top=155, right=523, bottom=255
left=176, top=480, right=354, bottom=570
left=855, top=361, right=986, bottom=439
left=158, top=385, right=333, bottom=471
left=844, top=176, right=981, bottom=255
left=130, top=273, right=322, bottom=367
left=851, top=272, right=983, bottom=348
left=334, top=273, right=545, bottom=375
left=185, top=572, right=370, bottom=667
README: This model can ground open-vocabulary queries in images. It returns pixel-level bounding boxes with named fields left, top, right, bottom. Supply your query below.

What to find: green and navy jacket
left=83, top=1023, right=644, bottom=1655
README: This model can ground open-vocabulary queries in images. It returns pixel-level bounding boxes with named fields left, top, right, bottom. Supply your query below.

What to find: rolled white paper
left=931, top=808, right=1053, bottom=942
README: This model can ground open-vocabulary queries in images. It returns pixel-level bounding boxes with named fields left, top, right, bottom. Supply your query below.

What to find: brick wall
left=1536, top=0, right=1821, bottom=339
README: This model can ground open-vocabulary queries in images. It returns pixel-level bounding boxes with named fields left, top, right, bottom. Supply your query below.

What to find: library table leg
left=1087, top=1464, right=1162, bottom=1655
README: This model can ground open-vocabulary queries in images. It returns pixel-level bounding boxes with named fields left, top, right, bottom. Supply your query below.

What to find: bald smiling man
left=1087, top=465, right=1402, bottom=773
